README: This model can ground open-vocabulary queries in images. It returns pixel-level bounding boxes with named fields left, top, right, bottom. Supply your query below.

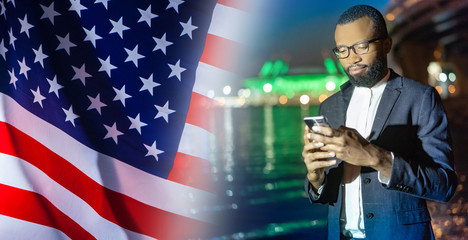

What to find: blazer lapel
left=369, top=70, right=402, bottom=141
left=336, top=81, right=354, bottom=127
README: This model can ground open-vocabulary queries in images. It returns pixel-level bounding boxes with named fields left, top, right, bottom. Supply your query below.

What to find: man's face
left=334, top=16, right=389, bottom=88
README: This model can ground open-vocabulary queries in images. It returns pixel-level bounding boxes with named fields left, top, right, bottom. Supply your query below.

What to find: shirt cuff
left=378, top=152, right=394, bottom=185
left=309, top=184, right=324, bottom=200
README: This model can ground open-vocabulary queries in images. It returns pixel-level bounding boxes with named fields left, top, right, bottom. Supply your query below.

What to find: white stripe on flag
left=178, top=123, right=214, bottom=161
left=0, top=214, right=71, bottom=240
left=193, top=62, right=240, bottom=97
left=208, top=3, right=249, bottom=44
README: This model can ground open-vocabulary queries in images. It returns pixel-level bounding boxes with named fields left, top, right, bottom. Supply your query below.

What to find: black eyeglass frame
left=332, top=37, right=386, bottom=59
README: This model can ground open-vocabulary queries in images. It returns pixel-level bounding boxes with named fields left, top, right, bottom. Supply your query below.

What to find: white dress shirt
left=341, top=70, right=390, bottom=238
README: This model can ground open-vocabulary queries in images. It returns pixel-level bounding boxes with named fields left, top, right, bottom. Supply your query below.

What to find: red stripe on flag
left=0, top=121, right=208, bottom=240
left=200, top=33, right=242, bottom=72
left=186, top=92, right=217, bottom=133
left=168, top=152, right=214, bottom=192
left=217, top=0, right=249, bottom=11
left=0, top=183, right=95, bottom=240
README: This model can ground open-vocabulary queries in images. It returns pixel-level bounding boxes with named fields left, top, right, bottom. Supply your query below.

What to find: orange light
left=279, top=95, right=288, bottom=104
left=434, top=49, right=442, bottom=59
left=318, top=94, right=328, bottom=103
left=386, top=13, right=395, bottom=21
left=448, top=85, right=456, bottom=94
left=435, top=85, right=443, bottom=94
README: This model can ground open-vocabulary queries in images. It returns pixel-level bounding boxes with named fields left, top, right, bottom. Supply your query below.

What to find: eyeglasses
left=332, top=38, right=385, bottom=59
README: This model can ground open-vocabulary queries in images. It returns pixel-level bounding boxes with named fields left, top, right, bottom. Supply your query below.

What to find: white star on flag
left=139, top=74, right=160, bottom=96
left=179, top=17, right=198, bottom=39
left=31, top=87, right=46, bottom=108
left=0, top=39, right=7, bottom=60
left=8, top=69, right=18, bottom=89
left=138, top=5, right=158, bottom=27
left=69, top=0, right=87, bottom=17
left=87, top=93, right=107, bottom=115
left=113, top=85, right=132, bottom=107
left=63, top=106, right=79, bottom=127
left=124, top=45, right=145, bottom=67
left=154, top=101, right=175, bottom=123
left=109, top=17, right=129, bottom=39
left=7, top=0, right=16, bottom=8
left=0, top=1, right=5, bottom=16
left=8, top=29, right=17, bottom=49
left=98, top=56, right=117, bottom=77
left=47, top=75, right=63, bottom=98
left=168, top=59, right=186, bottom=81
left=144, top=141, right=164, bottom=161
left=72, top=64, right=92, bottom=85
left=33, top=45, right=48, bottom=68
left=40, top=2, right=60, bottom=25
left=95, top=0, right=111, bottom=10
left=56, top=33, right=77, bottom=55
left=17, top=57, right=31, bottom=78
left=83, top=26, right=102, bottom=47
left=166, top=0, right=184, bottom=13
left=103, top=122, right=123, bottom=144
left=152, top=33, right=173, bottom=55
left=128, top=114, right=148, bottom=134
left=19, top=14, right=34, bottom=38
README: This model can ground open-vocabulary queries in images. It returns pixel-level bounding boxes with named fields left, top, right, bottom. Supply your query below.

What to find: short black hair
left=337, top=5, right=388, bottom=38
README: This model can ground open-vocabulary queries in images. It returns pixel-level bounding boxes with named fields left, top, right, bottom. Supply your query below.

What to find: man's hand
left=309, top=125, right=393, bottom=179
left=302, top=126, right=337, bottom=193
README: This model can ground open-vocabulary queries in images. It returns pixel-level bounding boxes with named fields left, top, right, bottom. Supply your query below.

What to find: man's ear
left=383, top=37, right=392, bottom=54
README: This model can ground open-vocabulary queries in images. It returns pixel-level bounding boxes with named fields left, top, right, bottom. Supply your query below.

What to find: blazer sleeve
left=385, top=87, right=457, bottom=202
left=304, top=164, right=343, bottom=205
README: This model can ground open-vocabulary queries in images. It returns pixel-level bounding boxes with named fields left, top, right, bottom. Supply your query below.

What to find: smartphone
left=303, top=115, right=330, bottom=130
left=304, top=115, right=340, bottom=166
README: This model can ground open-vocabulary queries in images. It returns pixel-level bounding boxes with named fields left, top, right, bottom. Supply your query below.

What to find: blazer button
left=363, top=178, right=371, bottom=184
left=366, top=213, right=374, bottom=219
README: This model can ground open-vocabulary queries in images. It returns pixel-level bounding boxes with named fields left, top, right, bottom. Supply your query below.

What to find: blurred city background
left=206, top=0, right=468, bottom=239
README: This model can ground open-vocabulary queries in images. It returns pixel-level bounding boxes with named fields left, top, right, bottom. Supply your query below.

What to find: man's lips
left=348, top=65, right=367, bottom=75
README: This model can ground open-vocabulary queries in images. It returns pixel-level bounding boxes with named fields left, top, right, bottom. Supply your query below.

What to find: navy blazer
left=305, top=70, right=458, bottom=240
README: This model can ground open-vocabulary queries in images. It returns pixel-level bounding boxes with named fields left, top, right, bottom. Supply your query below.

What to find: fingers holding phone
left=302, top=116, right=337, bottom=190
left=302, top=142, right=336, bottom=191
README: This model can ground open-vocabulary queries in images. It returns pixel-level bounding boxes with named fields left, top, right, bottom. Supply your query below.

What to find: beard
left=345, top=55, right=386, bottom=88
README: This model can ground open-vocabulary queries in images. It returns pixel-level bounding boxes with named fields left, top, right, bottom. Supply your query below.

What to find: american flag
left=0, top=0, right=247, bottom=239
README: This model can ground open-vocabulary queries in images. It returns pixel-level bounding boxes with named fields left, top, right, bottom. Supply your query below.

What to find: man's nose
left=347, top=49, right=362, bottom=63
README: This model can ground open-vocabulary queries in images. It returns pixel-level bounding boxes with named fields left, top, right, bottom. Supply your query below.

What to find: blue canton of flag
left=0, top=0, right=217, bottom=179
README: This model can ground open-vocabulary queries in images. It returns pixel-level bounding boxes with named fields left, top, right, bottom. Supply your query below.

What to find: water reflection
left=263, top=106, right=275, bottom=175
left=211, top=105, right=328, bottom=239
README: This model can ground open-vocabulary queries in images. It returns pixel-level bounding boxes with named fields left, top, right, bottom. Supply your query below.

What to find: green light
left=260, top=60, right=274, bottom=77
left=337, top=61, right=345, bottom=74
left=280, top=62, right=289, bottom=75
left=271, top=59, right=284, bottom=76
left=243, top=74, right=347, bottom=98
left=324, top=58, right=337, bottom=74
left=259, top=59, right=290, bottom=77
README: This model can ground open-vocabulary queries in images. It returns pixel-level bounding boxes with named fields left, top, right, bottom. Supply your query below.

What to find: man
left=302, top=5, right=458, bottom=240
